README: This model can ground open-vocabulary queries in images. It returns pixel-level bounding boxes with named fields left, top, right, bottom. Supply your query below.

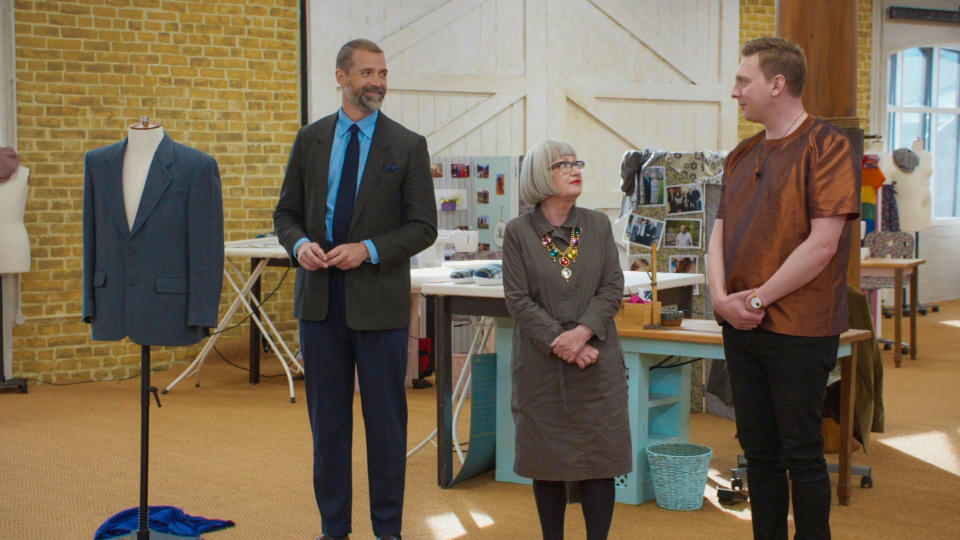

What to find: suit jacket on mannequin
left=274, top=111, right=437, bottom=330
left=82, top=134, right=224, bottom=346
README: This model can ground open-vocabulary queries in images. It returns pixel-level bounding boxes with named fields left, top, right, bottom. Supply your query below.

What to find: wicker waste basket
left=646, top=442, right=713, bottom=511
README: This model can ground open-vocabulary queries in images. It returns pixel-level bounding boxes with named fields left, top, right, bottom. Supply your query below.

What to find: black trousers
left=300, top=268, right=409, bottom=538
left=722, top=326, right=839, bottom=540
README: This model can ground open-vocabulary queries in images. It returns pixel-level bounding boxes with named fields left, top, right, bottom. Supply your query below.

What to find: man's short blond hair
left=741, top=37, right=807, bottom=97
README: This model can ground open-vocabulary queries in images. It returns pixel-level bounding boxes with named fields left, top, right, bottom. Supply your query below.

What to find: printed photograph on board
left=451, top=163, right=471, bottom=178
left=629, top=254, right=653, bottom=272
left=624, top=212, right=665, bottom=248
left=663, top=218, right=702, bottom=249
left=669, top=254, right=698, bottom=274
left=637, top=166, right=665, bottom=206
left=668, top=255, right=700, bottom=294
left=666, top=182, right=704, bottom=215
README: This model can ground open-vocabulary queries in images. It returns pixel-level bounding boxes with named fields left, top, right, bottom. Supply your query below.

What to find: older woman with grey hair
left=502, top=139, right=631, bottom=540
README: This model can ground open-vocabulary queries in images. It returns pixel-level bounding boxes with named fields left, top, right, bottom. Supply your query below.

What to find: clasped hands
left=296, top=241, right=369, bottom=271
left=714, top=289, right=766, bottom=331
left=550, top=324, right=597, bottom=370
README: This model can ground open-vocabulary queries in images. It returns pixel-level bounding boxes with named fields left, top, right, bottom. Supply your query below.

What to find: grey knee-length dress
left=502, top=205, right=632, bottom=481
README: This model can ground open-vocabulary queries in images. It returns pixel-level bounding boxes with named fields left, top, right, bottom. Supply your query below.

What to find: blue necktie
left=333, top=124, right=360, bottom=243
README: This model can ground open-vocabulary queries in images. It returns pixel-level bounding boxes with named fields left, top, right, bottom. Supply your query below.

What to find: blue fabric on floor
left=95, top=506, right=235, bottom=539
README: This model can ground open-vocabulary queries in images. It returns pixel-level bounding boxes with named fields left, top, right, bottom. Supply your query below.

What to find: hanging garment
left=861, top=185, right=877, bottom=236
left=861, top=154, right=885, bottom=236
left=881, top=183, right=901, bottom=232
left=861, top=154, right=886, bottom=190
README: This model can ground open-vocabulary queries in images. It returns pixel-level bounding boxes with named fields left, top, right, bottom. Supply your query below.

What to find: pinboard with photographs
left=431, top=155, right=521, bottom=259
left=621, top=150, right=726, bottom=315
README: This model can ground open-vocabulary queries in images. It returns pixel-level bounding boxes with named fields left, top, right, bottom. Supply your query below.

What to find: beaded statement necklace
left=541, top=226, right=582, bottom=282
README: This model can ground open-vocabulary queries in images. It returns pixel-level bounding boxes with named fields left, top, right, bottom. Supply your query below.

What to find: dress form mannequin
left=0, top=164, right=30, bottom=272
left=0, top=152, right=29, bottom=383
left=893, top=139, right=933, bottom=233
left=124, top=117, right=164, bottom=229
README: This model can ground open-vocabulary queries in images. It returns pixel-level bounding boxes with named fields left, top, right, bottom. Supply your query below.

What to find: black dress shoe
left=377, top=536, right=401, bottom=540
left=316, top=535, right=349, bottom=540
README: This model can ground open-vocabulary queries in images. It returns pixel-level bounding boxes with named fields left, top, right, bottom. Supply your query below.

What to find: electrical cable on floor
left=213, top=344, right=287, bottom=379
left=26, top=372, right=141, bottom=386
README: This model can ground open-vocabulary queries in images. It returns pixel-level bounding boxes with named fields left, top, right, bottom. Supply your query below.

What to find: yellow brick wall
left=856, top=0, right=873, bottom=132
left=12, top=0, right=300, bottom=383
left=736, top=0, right=777, bottom=141
left=736, top=0, right=874, bottom=142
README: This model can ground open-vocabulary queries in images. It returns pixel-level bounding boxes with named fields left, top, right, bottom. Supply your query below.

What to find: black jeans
left=723, top=326, right=839, bottom=540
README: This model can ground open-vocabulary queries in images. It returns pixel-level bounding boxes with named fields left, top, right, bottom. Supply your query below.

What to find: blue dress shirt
left=294, top=109, right=381, bottom=264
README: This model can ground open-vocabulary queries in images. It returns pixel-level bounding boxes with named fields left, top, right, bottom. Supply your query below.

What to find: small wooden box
left=614, top=300, right=662, bottom=332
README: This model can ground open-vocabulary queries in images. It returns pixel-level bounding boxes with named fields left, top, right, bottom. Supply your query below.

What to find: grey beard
left=346, top=86, right=385, bottom=113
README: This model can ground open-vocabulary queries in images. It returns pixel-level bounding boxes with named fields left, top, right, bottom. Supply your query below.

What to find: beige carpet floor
left=1, top=300, right=959, bottom=539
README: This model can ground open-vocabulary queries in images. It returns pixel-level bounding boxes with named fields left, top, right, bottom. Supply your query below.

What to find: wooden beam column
left=777, top=0, right=863, bottom=287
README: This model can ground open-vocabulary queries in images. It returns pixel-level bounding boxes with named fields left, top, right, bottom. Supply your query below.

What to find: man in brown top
left=707, top=37, right=859, bottom=540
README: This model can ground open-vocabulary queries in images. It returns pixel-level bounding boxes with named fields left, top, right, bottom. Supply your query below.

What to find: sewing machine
left=414, top=229, right=479, bottom=268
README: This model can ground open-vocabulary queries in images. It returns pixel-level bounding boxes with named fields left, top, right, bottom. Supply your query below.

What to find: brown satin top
left=717, top=116, right=860, bottom=337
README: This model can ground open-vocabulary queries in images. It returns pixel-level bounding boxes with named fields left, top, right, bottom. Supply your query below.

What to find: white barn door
left=308, top=0, right=739, bottom=210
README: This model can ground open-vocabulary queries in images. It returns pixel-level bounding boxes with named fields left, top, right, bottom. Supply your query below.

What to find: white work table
left=419, top=270, right=703, bottom=298
left=164, top=237, right=303, bottom=401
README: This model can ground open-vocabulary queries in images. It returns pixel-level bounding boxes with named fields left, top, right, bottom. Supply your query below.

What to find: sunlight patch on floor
left=879, top=430, right=960, bottom=476
left=702, top=468, right=753, bottom=521
left=469, top=509, right=495, bottom=528
left=938, top=319, right=960, bottom=329
left=426, top=512, right=468, bottom=539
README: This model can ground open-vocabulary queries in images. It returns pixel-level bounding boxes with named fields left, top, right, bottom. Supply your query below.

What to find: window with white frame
left=887, top=45, right=960, bottom=218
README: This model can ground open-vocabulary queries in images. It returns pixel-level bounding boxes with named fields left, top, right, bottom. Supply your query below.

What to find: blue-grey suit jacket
left=81, top=134, right=224, bottom=346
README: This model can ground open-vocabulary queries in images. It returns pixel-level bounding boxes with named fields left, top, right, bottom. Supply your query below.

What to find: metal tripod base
left=114, top=531, right=197, bottom=539
left=730, top=454, right=874, bottom=489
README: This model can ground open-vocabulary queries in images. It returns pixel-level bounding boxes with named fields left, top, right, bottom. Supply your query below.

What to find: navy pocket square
left=382, top=165, right=398, bottom=172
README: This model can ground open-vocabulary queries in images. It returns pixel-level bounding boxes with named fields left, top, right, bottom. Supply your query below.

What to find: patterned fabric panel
left=880, top=183, right=901, bottom=232
left=864, top=231, right=914, bottom=259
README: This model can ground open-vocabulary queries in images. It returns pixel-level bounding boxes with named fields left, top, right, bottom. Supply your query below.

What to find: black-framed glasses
left=549, top=160, right=585, bottom=171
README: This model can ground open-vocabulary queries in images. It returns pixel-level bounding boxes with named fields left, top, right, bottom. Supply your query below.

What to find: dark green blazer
left=274, top=112, right=437, bottom=330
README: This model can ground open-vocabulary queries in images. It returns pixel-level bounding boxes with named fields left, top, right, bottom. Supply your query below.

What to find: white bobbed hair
left=519, top=139, right=576, bottom=205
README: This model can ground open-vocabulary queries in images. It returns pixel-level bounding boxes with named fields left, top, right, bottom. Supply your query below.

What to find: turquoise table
left=620, top=320, right=870, bottom=505
left=497, top=319, right=870, bottom=505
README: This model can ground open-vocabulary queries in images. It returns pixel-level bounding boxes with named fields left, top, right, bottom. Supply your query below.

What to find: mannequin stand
left=113, top=345, right=177, bottom=540
left=0, top=283, right=28, bottom=393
